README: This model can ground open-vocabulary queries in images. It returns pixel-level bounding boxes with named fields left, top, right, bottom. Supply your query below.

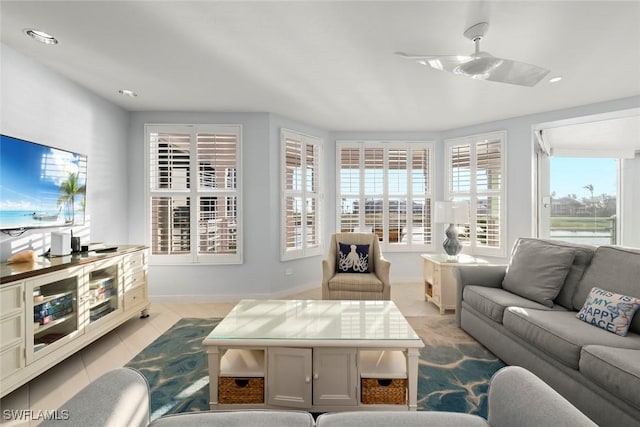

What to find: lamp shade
left=434, top=201, right=469, bottom=224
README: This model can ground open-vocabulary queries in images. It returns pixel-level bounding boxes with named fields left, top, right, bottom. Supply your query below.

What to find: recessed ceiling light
left=23, top=29, right=58, bottom=45
left=118, top=89, right=138, bottom=97
left=549, top=76, right=563, bottom=83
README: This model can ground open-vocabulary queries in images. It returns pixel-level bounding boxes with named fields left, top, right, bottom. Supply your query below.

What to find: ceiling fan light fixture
left=24, top=28, right=58, bottom=45
left=426, top=59, right=443, bottom=70
left=118, top=89, right=138, bottom=97
left=454, top=54, right=503, bottom=77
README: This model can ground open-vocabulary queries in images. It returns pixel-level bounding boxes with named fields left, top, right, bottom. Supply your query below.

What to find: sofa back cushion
left=573, top=246, right=640, bottom=334
left=502, top=238, right=576, bottom=307
left=503, top=238, right=595, bottom=309
left=549, top=241, right=597, bottom=309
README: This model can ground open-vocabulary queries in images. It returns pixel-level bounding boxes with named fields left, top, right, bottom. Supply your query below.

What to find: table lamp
left=434, top=200, right=470, bottom=258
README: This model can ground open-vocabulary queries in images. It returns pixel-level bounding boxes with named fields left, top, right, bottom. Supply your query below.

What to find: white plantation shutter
left=150, top=132, right=191, bottom=190
left=410, top=147, right=433, bottom=245
left=147, top=124, right=242, bottom=264
left=449, top=144, right=471, bottom=193
left=339, top=148, right=361, bottom=233
left=476, top=139, right=502, bottom=249
left=197, top=133, right=237, bottom=190
left=364, top=148, right=384, bottom=235
left=150, top=196, right=190, bottom=254
left=196, top=132, right=239, bottom=256
left=281, top=129, right=322, bottom=260
left=445, top=131, right=506, bottom=257
left=336, top=141, right=434, bottom=252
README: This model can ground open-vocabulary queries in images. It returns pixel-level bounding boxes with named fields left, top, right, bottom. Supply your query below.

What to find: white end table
left=421, top=254, right=488, bottom=314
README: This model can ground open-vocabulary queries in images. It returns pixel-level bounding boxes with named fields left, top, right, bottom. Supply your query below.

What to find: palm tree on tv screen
left=58, top=172, right=86, bottom=223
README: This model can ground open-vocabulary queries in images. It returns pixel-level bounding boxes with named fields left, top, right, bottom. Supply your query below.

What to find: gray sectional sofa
left=41, top=365, right=595, bottom=426
left=454, top=238, right=640, bottom=427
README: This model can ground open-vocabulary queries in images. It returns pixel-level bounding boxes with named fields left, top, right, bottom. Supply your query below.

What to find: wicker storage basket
left=218, top=377, right=264, bottom=404
left=361, top=378, right=407, bottom=404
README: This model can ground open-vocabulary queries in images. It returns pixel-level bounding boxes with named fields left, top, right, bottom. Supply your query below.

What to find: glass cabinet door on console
left=84, top=257, right=122, bottom=328
left=26, top=267, right=83, bottom=364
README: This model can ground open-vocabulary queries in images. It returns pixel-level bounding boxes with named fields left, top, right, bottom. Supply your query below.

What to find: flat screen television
left=0, top=134, right=87, bottom=231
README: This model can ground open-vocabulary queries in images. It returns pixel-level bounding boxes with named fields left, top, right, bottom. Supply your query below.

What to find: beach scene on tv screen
left=0, top=135, right=87, bottom=230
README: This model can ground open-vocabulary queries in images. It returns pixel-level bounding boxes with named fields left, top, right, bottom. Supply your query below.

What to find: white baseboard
left=149, top=281, right=321, bottom=303
left=148, top=278, right=422, bottom=303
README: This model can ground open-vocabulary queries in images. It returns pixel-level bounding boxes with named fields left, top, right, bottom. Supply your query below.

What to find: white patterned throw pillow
left=337, top=242, right=369, bottom=273
left=576, top=287, right=640, bottom=336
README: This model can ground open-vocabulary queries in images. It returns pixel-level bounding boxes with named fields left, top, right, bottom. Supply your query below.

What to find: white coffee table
left=203, top=299, right=424, bottom=412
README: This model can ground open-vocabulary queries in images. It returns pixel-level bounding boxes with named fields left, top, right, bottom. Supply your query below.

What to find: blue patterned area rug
left=125, top=317, right=504, bottom=421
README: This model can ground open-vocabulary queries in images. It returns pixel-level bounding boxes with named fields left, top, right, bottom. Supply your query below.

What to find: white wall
left=622, top=155, right=640, bottom=247
left=0, top=44, right=130, bottom=260
left=127, top=111, right=329, bottom=301
left=328, top=130, right=442, bottom=282
left=3, top=42, right=638, bottom=298
left=442, top=96, right=640, bottom=257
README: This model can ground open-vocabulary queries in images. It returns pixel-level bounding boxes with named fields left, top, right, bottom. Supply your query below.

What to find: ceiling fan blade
left=395, top=52, right=473, bottom=72
left=482, top=57, right=550, bottom=87
left=396, top=50, right=550, bottom=87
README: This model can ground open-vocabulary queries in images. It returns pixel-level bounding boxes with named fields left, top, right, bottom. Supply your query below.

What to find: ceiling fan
left=396, top=22, right=550, bottom=87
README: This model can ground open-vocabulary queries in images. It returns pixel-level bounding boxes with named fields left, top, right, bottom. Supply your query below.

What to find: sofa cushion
left=573, top=246, right=640, bottom=334
left=337, top=242, right=370, bottom=273
left=580, top=345, right=640, bottom=409
left=502, top=239, right=576, bottom=307
left=503, top=308, right=640, bottom=369
left=150, top=410, right=316, bottom=427
left=576, top=287, right=640, bottom=336
left=328, top=272, right=383, bottom=292
left=547, top=241, right=596, bottom=309
left=316, top=411, right=489, bottom=427
left=463, top=285, right=565, bottom=324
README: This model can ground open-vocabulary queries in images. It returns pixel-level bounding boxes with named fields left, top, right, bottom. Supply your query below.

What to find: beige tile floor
left=0, top=283, right=445, bottom=426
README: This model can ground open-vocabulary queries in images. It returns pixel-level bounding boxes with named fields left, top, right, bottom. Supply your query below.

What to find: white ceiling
left=1, top=1, right=639, bottom=131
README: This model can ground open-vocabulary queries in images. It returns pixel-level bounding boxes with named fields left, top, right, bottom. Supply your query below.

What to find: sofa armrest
left=322, top=257, right=336, bottom=281
left=373, top=256, right=390, bottom=283
left=40, top=367, right=150, bottom=427
left=488, top=366, right=597, bottom=427
left=374, top=256, right=391, bottom=299
left=454, top=265, right=507, bottom=326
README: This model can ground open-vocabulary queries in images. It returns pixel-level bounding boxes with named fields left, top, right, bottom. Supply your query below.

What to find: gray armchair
left=322, top=232, right=390, bottom=300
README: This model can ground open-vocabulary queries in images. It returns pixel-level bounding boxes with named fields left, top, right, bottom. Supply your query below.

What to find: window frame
left=444, top=131, right=507, bottom=258
left=145, top=123, right=243, bottom=265
left=537, top=153, right=622, bottom=245
left=335, top=140, right=435, bottom=253
left=280, top=128, right=323, bottom=261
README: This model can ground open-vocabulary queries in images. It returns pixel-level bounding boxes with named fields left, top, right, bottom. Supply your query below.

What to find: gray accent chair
left=322, top=232, right=390, bottom=300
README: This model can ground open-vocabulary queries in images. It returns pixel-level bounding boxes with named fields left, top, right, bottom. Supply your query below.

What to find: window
left=146, top=124, right=242, bottom=264
left=281, top=129, right=323, bottom=260
left=336, top=141, right=434, bottom=252
left=444, top=131, right=506, bottom=257
left=539, top=156, right=620, bottom=245
left=535, top=112, right=640, bottom=247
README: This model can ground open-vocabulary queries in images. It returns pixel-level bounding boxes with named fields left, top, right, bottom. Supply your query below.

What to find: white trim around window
left=145, top=124, right=243, bottom=265
left=280, top=128, right=324, bottom=261
left=444, top=131, right=507, bottom=257
left=336, top=140, right=435, bottom=253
